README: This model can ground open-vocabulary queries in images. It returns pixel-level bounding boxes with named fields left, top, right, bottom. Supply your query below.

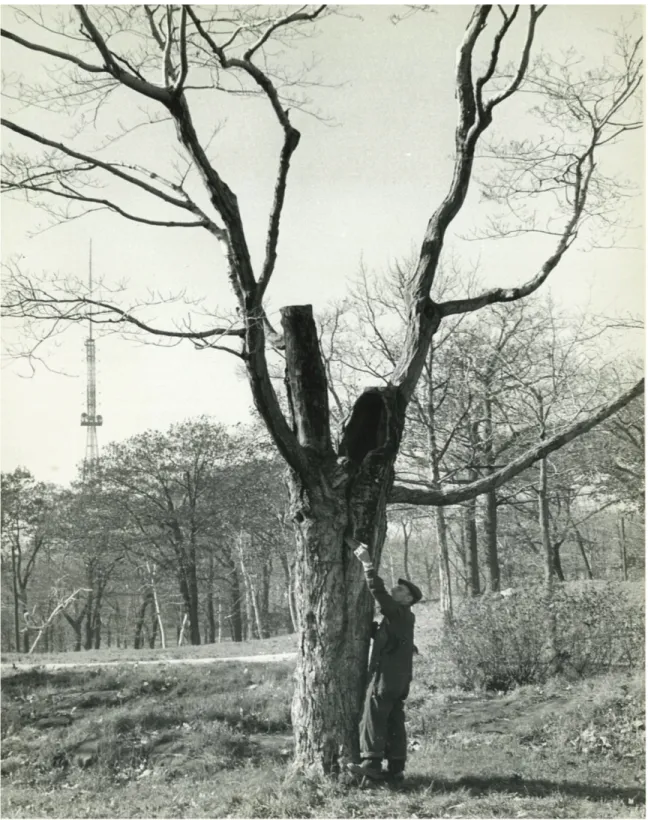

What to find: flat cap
left=398, top=578, right=422, bottom=604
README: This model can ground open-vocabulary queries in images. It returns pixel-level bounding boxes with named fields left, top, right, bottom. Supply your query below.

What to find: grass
left=1, top=597, right=644, bottom=818
left=1, top=631, right=298, bottom=667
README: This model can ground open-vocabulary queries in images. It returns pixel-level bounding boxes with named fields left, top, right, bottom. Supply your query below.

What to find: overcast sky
left=1, top=4, right=644, bottom=486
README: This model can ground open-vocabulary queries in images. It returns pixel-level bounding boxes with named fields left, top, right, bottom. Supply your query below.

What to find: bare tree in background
left=1, top=6, right=643, bottom=774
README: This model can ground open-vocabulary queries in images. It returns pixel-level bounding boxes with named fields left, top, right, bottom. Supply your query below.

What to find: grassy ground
left=1, top=645, right=644, bottom=818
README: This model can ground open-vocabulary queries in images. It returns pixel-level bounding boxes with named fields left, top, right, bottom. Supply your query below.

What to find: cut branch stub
left=281, top=305, right=332, bottom=456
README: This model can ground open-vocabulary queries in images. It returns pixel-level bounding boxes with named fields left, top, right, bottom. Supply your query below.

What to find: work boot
left=346, top=758, right=384, bottom=781
left=385, top=759, right=405, bottom=783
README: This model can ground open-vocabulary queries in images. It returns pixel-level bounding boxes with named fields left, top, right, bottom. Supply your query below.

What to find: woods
left=1, top=5, right=644, bottom=777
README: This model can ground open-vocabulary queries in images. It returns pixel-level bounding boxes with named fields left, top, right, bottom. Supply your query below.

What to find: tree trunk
left=539, top=457, right=553, bottom=587
left=618, top=516, right=628, bottom=581
left=63, top=608, right=84, bottom=652
left=482, top=396, right=500, bottom=593
left=260, top=557, right=271, bottom=638
left=574, top=527, right=594, bottom=580
left=150, top=578, right=166, bottom=649
left=177, top=563, right=201, bottom=646
left=401, top=520, right=411, bottom=581
left=282, top=306, right=406, bottom=775
left=423, top=552, right=435, bottom=598
left=133, top=591, right=151, bottom=649
left=243, top=584, right=254, bottom=640
left=148, top=605, right=158, bottom=649
left=483, top=488, right=499, bottom=592
left=251, top=588, right=264, bottom=640
left=178, top=612, right=188, bottom=646
left=553, top=541, right=566, bottom=582
left=435, top=508, right=452, bottom=618
left=538, top=453, right=558, bottom=666
left=279, top=551, right=298, bottom=633
left=455, top=515, right=467, bottom=595
left=229, top=571, right=243, bottom=642
left=10, top=542, right=20, bottom=653
left=464, top=496, right=480, bottom=596
left=425, top=344, right=453, bottom=620
left=83, top=588, right=95, bottom=651
left=206, top=592, right=216, bottom=643
left=288, top=478, right=373, bottom=776
left=206, top=553, right=216, bottom=643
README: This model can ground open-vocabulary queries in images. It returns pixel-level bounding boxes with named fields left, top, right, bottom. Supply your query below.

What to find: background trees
left=1, top=469, right=60, bottom=652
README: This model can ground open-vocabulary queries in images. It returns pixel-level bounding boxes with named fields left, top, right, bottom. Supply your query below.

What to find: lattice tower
left=81, top=242, right=103, bottom=481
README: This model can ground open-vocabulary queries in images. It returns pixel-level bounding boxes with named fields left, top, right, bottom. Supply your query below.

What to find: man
left=346, top=536, right=422, bottom=784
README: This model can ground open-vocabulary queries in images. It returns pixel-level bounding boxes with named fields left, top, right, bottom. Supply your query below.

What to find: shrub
left=444, top=582, right=644, bottom=691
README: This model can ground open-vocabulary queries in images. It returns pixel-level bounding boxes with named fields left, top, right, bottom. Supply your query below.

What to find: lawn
left=1, top=609, right=644, bottom=819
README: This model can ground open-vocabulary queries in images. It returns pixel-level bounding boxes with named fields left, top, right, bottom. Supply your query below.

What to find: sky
left=1, top=4, right=645, bottom=486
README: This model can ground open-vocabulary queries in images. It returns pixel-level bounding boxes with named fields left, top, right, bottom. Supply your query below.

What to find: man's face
left=391, top=584, right=414, bottom=605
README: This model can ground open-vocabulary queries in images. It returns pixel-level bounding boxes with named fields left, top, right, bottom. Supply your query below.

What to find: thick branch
left=390, top=378, right=644, bottom=506
left=389, top=7, right=499, bottom=401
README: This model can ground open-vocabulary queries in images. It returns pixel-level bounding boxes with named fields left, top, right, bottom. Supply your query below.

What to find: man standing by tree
left=346, top=536, right=422, bottom=784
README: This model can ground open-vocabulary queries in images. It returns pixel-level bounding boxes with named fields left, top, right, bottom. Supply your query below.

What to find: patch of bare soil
left=438, top=688, right=572, bottom=734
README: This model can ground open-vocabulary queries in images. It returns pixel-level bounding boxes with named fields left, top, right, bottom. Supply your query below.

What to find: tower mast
left=81, top=241, right=103, bottom=480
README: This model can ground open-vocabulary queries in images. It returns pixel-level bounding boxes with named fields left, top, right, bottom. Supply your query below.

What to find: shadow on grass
left=400, top=774, right=645, bottom=805
left=2, top=668, right=88, bottom=693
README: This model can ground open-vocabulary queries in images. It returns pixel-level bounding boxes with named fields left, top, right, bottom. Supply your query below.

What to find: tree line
left=2, top=292, right=642, bottom=654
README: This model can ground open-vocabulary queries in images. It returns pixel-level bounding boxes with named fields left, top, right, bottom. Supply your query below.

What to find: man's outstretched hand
left=345, top=534, right=371, bottom=565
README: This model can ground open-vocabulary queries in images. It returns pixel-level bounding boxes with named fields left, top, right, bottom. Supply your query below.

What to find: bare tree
left=1, top=6, right=643, bottom=775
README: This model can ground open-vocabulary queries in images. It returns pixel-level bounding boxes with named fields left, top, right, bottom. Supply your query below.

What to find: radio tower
left=80, top=241, right=103, bottom=481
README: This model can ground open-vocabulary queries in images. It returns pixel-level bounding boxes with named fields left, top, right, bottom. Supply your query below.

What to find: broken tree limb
left=28, top=588, right=92, bottom=654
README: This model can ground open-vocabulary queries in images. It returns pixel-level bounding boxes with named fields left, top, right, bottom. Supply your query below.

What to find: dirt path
left=1, top=652, right=297, bottom=674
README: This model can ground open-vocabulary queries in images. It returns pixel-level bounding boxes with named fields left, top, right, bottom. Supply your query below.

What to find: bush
left=445, top=582, right=644, bottom=692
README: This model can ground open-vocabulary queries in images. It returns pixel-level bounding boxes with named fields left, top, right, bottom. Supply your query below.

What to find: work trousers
left=359, top=678, right=407, bottom=763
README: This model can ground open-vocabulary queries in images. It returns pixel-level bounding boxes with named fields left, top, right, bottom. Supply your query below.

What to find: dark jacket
left=364, top=566, right=416, bottom=697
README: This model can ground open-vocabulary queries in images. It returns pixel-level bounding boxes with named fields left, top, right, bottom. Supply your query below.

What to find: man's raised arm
left=346, top=535, right=398, bottom=618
